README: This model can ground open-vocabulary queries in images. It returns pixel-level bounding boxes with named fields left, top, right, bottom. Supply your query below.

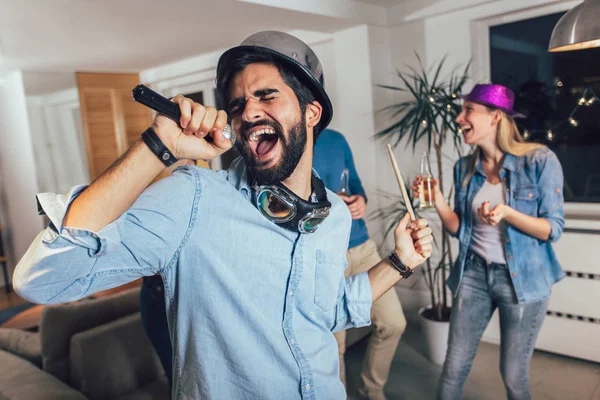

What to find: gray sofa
left=0, top=287, right=169, bottom=400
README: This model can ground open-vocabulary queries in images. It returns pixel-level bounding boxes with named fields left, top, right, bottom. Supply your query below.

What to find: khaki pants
left=334, top=239, right=406, bottom=400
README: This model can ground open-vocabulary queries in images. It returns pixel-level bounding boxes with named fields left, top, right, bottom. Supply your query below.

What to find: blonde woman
left=412, top=84, right=565, bottom=400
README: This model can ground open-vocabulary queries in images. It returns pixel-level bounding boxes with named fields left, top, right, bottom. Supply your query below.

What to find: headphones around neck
left=253, top=174, right=331, bottom=234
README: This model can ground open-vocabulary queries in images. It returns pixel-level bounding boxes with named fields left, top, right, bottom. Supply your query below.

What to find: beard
left=236, top=116, right=307, bottom=185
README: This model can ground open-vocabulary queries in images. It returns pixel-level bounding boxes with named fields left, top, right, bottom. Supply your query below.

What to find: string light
left=518, top=87, right=599, bottom=141
left=557, top=81, right=564, bottom=87
left=447, top=104, right=452, bottom=110
left=432, top=89, right=437, bottom=94
left=421, top=120, right=428, bottom=128
left=451, top=93, right=457, bottom=99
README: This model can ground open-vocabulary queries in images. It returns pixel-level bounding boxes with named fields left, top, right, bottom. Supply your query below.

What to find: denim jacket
left=448, top=147, right=565, bottom=303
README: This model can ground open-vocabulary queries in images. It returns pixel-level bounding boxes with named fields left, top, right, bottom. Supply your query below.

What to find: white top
left=470, top=180, right=507, bottom=264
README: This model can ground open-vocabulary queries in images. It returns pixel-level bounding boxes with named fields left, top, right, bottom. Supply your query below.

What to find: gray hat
left=216, top=31, right=333, bottom=130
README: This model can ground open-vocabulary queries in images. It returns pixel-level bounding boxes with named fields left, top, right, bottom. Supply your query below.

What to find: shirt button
left=505, top=238, right=510, bottom=243
left=512, top=272, right=517, bottom=277
left=506, top=188, right=510, bottom=192
left=555, top=188, right=561, bottom=193
left=305, top=384, right=311, bottom=390
left=290, top=339, right=295, bottom=345
left=528, top=193, right=533, bottom=198
left=509, top=255, right=513, bottom=259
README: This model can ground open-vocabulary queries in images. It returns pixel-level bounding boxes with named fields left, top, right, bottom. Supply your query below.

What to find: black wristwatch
left=141, top=127, right=178, bottom=167
left=387, top=251, right=413, bottom=279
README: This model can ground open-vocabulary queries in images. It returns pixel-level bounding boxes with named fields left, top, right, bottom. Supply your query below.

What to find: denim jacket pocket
left=513, top=186, right=540, bottom=216
left=314, top=250, right=344, bottom=312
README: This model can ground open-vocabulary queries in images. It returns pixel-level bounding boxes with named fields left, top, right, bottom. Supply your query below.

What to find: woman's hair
left=462, top=107, right=546, bottom=187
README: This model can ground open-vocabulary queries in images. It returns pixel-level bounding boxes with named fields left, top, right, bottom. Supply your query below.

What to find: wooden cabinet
left=76, top=73, right=153, bottom=180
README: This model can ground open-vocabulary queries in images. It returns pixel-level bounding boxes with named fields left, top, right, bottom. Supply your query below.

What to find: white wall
left=27, top=88, right=88, bottom=194
left=329, top=25, right=384, bottom=240
left=0, top=71, right=44, bottom=284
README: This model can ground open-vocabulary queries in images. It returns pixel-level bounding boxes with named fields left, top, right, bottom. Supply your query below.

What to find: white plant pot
left=418, top=306, right=450, bottom=366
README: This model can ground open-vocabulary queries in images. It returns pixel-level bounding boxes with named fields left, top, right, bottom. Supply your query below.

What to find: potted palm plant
left=373, top=55, right=470, bottom=365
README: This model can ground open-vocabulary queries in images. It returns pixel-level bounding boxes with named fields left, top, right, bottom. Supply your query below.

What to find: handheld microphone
left=132, top=84, right=235, bottom=146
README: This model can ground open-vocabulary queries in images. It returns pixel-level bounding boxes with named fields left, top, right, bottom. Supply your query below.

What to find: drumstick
left=386, top=144, right=416, bottom=222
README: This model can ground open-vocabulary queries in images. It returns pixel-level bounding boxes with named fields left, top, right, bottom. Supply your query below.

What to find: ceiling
left=354, top=0, right=411, bottom=7
left=0, top=0, right=418, bottom=94
left=0, top=0, right=406, bottom=74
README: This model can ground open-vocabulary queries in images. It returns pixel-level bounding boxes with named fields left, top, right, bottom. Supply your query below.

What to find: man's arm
left=339, top=134, right=368, bottom=219
left=14, top=167, right=200, bottom=304
left=368, top=214, right=432, bottom=301
left=342, top=136, right=367, bottom=201
left=330, top=213, right=432, bottom=332
left=13, top=96, right=231, bottom=304
left=65, top=95, right=231, bottom=231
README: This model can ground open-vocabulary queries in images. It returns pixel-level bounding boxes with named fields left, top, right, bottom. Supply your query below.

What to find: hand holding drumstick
left=386, top=145, right=433, bottom=262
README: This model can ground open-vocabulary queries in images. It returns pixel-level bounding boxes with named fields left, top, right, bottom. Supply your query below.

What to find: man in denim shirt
left=14, top=31, right=433, bottom=400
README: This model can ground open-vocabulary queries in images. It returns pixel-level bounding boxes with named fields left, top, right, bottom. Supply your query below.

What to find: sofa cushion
left=0, top=349, right=86, bottom=400
left=70, top=313, right=165, bottom=400
left=0, top=328, right=41, bottom=367
left=40, top=287, right=141, bottom=382
left=117, top=376, right=170, bottom=400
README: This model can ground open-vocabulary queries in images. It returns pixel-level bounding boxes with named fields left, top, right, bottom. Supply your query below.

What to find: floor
left=345, top=324, right=600, bottom=400
left=0, top=288, right=27, bottom=312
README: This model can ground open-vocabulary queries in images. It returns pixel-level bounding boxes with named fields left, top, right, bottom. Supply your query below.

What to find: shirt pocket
left=513, top=185, right=540, bottom=216
left=314, top=250, right=345, bottom=312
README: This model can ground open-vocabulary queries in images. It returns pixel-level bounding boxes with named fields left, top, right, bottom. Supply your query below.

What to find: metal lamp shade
left=549, top=0, right=600, bottom=52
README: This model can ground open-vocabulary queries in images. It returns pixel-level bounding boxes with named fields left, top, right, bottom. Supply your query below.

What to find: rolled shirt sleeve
left=331, top=271, right=372, bottom=332
left=13, top=166, right=200, bottom=304
left=535, top=149, right=565, bottom=242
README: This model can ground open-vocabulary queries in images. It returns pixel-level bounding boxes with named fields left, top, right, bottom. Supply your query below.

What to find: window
left=490, top=13, right=600, bottom=202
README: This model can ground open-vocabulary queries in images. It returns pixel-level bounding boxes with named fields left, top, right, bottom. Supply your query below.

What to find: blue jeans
left=438, top=252, right=549, bottom=400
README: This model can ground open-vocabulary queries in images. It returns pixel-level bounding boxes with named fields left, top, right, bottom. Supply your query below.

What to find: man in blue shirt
left=14, top=31, right=432, bottom=399
left=314, top=130, right=406, bottom=400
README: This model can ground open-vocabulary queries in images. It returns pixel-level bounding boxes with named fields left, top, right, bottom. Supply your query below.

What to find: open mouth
left=460, top=126, right=472, bottom=135
left=247, top=127, right=280, bottom=162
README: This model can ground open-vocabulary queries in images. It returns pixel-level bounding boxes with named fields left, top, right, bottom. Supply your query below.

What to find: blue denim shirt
left=14, top=157, right=373, bottom=400
left=448, top=147, right=565, bottom=303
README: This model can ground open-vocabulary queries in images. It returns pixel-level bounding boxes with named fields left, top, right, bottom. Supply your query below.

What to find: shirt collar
left=475, top=151, right=519, bottom=176
left=502, top=153, right=518, bottom=172
left=227, top=157, right=252, bottom=196
left=227, top=156, right=322, bottom=198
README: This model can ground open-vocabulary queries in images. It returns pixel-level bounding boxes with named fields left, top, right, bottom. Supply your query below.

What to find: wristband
left=386, top=251, right=413, bottom=279
left=141, top=127, right=178, bottom=167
